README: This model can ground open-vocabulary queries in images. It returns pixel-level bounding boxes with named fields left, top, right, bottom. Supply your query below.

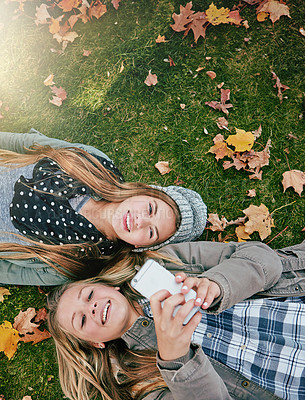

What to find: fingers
left=195, top=279, right=221, bottom=310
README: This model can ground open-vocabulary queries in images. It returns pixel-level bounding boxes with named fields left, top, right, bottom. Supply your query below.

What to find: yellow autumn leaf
left=226, top=128, right=255, bottom=152
left=257, top=11, right=269, bottom=22
left=0, top=321, right=20, bottom=360
left=206, top=2, right=234, bottom=26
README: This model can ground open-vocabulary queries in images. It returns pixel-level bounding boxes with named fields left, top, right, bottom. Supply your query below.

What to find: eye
left=88, top=290, right=93, bottom=301
left=149, top=227, right=153, bottom=239
left=81, top=314, right=86, bottom=328
left=149, top=203, right=153, bottom=215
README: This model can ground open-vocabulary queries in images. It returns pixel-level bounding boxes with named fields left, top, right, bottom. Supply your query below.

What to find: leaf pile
left=207, top=203, right=274, bottom=241
left=208, top=127, right=271, bottom=180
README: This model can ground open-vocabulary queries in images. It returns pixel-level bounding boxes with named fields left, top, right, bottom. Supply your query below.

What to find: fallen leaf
left=206, top=2, right=235, bottom=25
left=22, top=396, right=32, bottom=400
left=119, top=61, right=124, bottom=73
left=68, top=14, right=79, bottom=28
left=180, top=103, right=186, bottom=109
left=257, top=11, right=269, bottom=21
left=168, top=55, right=175, bottom=66
left=207, top=213, right=228, bottom=231
left=57, top=0, right=81, bottom=12
left=83, top=49, right=91, bottom=56
left=49, top=96, right=63, bottom=107
left=216, top=117, right=228, bottom=130
left=43, top=74, right=55, bottom=86
left=300, top=27, right=305, bottom=36
left=271, top=71, right=289, bottom=103
left=257, top=0, right=291, bottom=24
left=144, top=70, right=158, bottom=86
left=243, top=203, right=274, bottom=240
left=18, top=328, right=51, bottom=345
left=155, top=161, right=172, bottom=175
left=111, top=0, right=121, bottom=10
left=174, top=176, right=185, bottom=185
left=185, top=11, right=208, bottom=43
left=206, top=70, right=216, bottom=79
left=35, top=4, right=51, bottom=25
left=50, top=86, right=67, bottom=101
left=226, top=128, right=255, bottom=152
left=13, top=308, right=39, bottom=335
left=53, top=31, right=79, bottom=44
left=235, top=225, right=251, bottom=240
left=196, top=66, right=204, bottom=72
left=156, top=35, right=167, bottom=43
left=282, top=170, right=305, bottom=196
left=0, top=288, right=10, bottom=302
left=252, top=124, right=262, bottom=139
left=0, top=321, right=19, bottom=360
left=208, top=134, right=233, bottom=160
left=49, top=16, right=63, bottom=35
left=88, top=1, right=107, bottom=19
left=247, top=189, right=256, bottom=197
left=171, top=2, right=194, bottom=32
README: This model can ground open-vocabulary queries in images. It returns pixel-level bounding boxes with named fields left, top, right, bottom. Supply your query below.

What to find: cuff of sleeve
left=157, top=344, right=196, bottom=371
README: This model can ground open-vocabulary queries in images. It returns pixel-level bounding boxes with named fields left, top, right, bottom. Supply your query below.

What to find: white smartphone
left=131, top=259, right=201, bottom=325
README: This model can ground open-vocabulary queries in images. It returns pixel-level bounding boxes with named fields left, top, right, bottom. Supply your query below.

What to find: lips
left=123, top=211, right=131, bottom=232
left=101, top=300, right=111, bottom=324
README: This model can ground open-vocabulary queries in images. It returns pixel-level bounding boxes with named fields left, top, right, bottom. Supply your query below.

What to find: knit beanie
left=136, top=185, right=207, bottom=251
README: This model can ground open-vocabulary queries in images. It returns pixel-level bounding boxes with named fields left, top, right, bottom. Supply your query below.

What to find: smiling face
left=111, top=195, right=177, bottom=247
left=56, top=283, right=140, bottom=346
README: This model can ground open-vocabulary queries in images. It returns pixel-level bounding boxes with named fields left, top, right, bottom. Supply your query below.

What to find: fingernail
left=182, top=285, right=188, bottom=291
left=203, top=302, right=208, bottom=307
left=176, top=275, right=182, bottom=280
left=195, top=298, right=202, bottom=304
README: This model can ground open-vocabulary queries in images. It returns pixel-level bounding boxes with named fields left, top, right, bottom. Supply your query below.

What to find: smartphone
left=131, top=259, right=201, bottom=325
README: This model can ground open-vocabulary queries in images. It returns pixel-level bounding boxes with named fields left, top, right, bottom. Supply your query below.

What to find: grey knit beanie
left=135, top=185, right=207, bottom=251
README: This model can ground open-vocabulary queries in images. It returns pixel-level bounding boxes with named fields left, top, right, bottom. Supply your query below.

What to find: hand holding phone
left=131, top=259, right=201, bottom=324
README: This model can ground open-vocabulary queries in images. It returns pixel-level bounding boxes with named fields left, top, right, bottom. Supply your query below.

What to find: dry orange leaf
left=271, top=71, right=289, bottom=103
left=35, top=3, right=51, bottom=26
left=0, top=287, right=10, bottom=302
left=0, top=321, right=19, bottom=360
left=243, top=203, right=274, bottom=240
left=207, top=213, right=228, bottom=231
left=216, top=117, right=228, bottom=130
left=43, top=74, right=55, bottom=86
left=282, top=170, right=305, bottom=196
left=155, top=161, right=172, bottom=175
left=13, top=308, right=39, bottom=335
left=144, top=70, right=158, bottom=86
left=247, top=189, right=256, bottom=197
left=57, top=0, right=81, bottom=12
left=83, top=49, right=91, bottom=57
left=88, top=1, right=107, bottom=19
left=171, top=2, right=194, bottom=32
left=226, top=128, right=255, bottom=152
left=208, top=141, right=233, bottom=161
left=111, top=0, right=121, bottom=10
left=235, top=225, right=251, bottom=240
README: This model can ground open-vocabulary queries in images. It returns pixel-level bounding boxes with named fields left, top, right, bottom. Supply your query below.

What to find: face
left=111, top=196, right=176, bottom=247
left=57, top=283, right=139, bottom=347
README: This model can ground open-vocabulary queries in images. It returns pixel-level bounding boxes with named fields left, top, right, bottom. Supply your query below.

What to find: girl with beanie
left=0, top=130, right=207, bottom=286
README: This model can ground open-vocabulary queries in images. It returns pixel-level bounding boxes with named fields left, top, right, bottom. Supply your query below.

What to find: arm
left=0, top=129, right=111, bottom=161
left=159, top=241, right=282, bottom=313
left=0, top=257, right=70, bottom=286
left=142, top=291, right=232, bottom=400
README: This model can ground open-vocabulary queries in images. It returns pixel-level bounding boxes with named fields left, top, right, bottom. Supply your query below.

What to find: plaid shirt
left=140, top=297, right=305, bottom=400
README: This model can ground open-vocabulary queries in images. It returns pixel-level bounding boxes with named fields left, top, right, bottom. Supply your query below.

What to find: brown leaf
left=257, top=0, right=291, bottom=24
left=0, top=288, right=10, bottom=302
left=168, top=55, right=176, bottom=67
left=247, top=189, right=256, bottom=197
left=208, top=135, right=234, bottom=160
left=271, top=71, right=289, bottom=103
left=235, top=225, right=251, bottom=240
left=68, top=14, right=79, bottom=29
left=35, top=4, right=51, bottom=26
left=50, top=86, right=67, bottom=101
left=185, top=12, right=208, bottom=43
left=13, top=308, right=39, bottom=335
left=144, top=70, right=158, bottom=86
left=155, top=161, right=172, bottom=175
left=282, top=170, right=305, bottom=196
left=207, top=213, right=228, bottom=231
left=49, top=96, right=63, bottom=107
left=34, top=307, right=48, bottom=323
left=252, top=124, right=262, bottom=139
left=111, top=0, right=121, bottom=10
left=89, top=1, right=107, bottom=19
left=171, top=1, right=194, bottom=32
left=58, top=0, right=81, bottom=12
left=216, top=117, right=228, bottom=130
left=83, top=49, right=91, bottom=57
left=243, top=203, right=274, bottom=240
left=18, top=328, right=51, bottom=345
left=206, top=70, right=216, bottom=79
left=43, top=74, right=55, bottom=86
left=156, top=35, right=167, bottom=43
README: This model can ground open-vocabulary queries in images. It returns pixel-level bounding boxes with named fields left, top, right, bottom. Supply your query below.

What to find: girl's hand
left=150, top=289, right=202, bottom=361
left=175, top=272, right=221, bottom=310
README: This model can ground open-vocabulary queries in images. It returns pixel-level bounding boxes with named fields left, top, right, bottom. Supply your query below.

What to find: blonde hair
left=48, top=275, right=166, bottom=400
left=0, top=145, right=180, bottom=279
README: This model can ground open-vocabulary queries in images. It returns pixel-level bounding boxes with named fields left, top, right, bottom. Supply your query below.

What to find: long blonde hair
left=47, top=275, right=166, bottom=400
left=0, top=145, right=180, bottom=279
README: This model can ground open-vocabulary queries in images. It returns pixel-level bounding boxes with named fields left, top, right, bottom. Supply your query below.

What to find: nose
left=136, top=214, right=150, bottom=229
left=90, top=302, right=98, bottom=316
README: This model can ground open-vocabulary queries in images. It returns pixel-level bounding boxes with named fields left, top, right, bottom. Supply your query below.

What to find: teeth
left=126, top=213, right=130, bottom=231
left=102, top=301, right=110, bottom=324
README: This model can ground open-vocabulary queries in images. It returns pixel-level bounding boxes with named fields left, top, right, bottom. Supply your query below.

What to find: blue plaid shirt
left=140, top=296, right=305, bottom=400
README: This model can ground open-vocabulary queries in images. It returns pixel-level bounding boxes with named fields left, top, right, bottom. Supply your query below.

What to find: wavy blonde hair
left=48, top=275, right=166, bottom=400
left=0, top=145, right=180, bottom=280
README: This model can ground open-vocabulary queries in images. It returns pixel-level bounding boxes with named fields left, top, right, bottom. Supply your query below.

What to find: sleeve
left=141, top=345, right=232, bottom=400
left=159, top=241, right=282, bottom=313
left=0, top=257, right=70, bottom=286
left=0, top=129, right=112, bottom=161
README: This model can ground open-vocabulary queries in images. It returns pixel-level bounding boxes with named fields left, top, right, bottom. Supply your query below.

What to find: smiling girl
left=48, top=240, right=305, bottom=400
left=0, top=130, right=207, bottom=286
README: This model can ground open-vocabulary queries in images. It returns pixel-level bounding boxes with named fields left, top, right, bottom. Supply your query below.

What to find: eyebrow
left=154, top=200, right=159, bottom=241
left=71, top=286, right=84, bottom=330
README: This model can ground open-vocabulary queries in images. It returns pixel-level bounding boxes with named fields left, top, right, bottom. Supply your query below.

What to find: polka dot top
left=9, top=152, right=124, bottom=255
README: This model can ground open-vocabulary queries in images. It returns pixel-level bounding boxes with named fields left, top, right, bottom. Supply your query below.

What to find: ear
left=134, top=245, right=139, bottom=248
left=114, top=286, right=120, bottom=291
left=92, top=342, right=105, bottom=349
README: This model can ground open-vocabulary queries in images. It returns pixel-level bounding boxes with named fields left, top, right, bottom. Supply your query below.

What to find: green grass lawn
left=0, top=0, right=304, bottom=398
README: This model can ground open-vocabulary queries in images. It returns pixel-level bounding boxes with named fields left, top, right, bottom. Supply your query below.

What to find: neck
left=78, top=198, right=118, bottom=239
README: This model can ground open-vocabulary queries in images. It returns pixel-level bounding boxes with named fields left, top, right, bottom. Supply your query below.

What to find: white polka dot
left=30, top=218, right=33, bottom=222
left=50, top=232, right=54, bottom=236
left=10, top=217, right=13, bottom=221
left=42, top=206, right=46, bottom=211
left=66, top=209, right=70, bottom=213
left=56, top=221, right=59, bottom=225
left=39, top=167, right=42, bottom=171
left=68, top=236, right=71, bottom=240
left=33, top=185, right=37, bottom=190
left=38, top=218, right=41, bottom=222
left=40, top=240, right=43, bottom=243
left=29, top=192, right=33, bottom=197
left=24, top=204, right=28, bottom=208
left=75, top=236, right=79, bottom=240
left=43, top=187, right=47, bottom=191
left=59, top=234, right=63, bottom=239
left=60, top=205, right=63, bottom=210
left=82, top=188, right=86, bottom=192
left=63, top=190, right=67, bottom=194
left=44, top=231, right=47, bottom=236
left=10, top=203, right=13, bottom=208
left=16, top=204, right=20, bottom=208
left=20, top=191, right=24, bottom=195
left=79, top=222, right=83, bottom=226
left=33, top=205, right=37, bottom=209
left=47, top=219, right=50, bottom=223
left=35, top=231, right=39, bottom=235
left=58, top=192, right=62, bottom=196
left=68, top=184, right=73, bottom=188
left=21, top=217, right=25, bottom=221
left=60, top=242, right=63, bottom=245
left=71, top=221, right=74, bottom=225
left=55, top=181, right=59, bottom=185
left=50, top=189, right=54, bottom=193
left=88, top=223, right=92, bottom=228
left=110, top=164, right=113, bottom=168
left=23, top=230, right=27, bottom=234
left=62, top=218, right=65, bottom=222
left=69, top=178, right=73, bottom=182
left=91, top=236, right=95, bottom=240
left=40, top=182, right=44, bottom=186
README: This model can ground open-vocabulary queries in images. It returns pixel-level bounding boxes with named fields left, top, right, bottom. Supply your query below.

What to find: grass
left=0, top=0, right=304, bottom=398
